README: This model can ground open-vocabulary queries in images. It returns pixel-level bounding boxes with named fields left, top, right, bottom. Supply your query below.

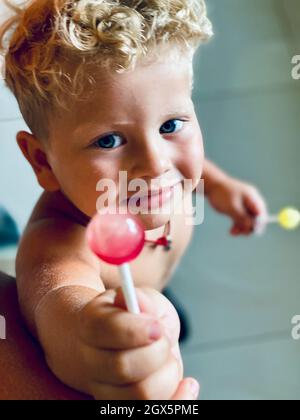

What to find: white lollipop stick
left=264, top=215, right=279, bottom=224
left=119, top=263, right=140, bottom=314
left=255, top=207, right=300, bottom=235
left=254, top=214, right=278, bottom=235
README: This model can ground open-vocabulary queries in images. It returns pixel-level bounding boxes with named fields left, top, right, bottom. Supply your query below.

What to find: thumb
left=172, top=378, right=200, bottom=400
left=244, top=194, right=261, bottom=217
left=244, top=192, right=268, bottom=218
left=114, top=287, right=180, bottom=347
left=114, top=287, right=158, bottom=317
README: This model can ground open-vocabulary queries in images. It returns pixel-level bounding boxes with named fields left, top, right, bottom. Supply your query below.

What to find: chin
left=126, top=186, right=185, bottom=230
left=135, top=212, right=172, bottom=231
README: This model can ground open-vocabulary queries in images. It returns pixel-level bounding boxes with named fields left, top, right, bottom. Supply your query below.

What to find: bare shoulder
left=17, top=190, right=98, bottom=271
left=17, top=216, right=95, bottom=269
left=16, top=191, right=102, bottom=330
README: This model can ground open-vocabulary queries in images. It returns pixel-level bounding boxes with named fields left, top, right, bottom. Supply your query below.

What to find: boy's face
left=46, top=52, right=204, bottom=230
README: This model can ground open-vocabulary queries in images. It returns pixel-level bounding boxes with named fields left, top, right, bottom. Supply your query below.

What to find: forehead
left=98, top=59, right=190, bottom=107
left=51, top=52, right=194, bottom=136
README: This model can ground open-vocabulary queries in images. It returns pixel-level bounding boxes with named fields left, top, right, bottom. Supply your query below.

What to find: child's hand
left=77, top=287, right=199, bottom=400
left=207, top=177, right=267, bottom=236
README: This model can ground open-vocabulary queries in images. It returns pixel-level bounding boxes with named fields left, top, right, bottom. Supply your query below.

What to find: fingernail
left=189, top=380, right=199, bottom=396
left=149, top=321, right=161, bottom=340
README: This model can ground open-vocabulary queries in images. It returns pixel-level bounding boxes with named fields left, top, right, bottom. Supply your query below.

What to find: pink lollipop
left=87, top=212, right=145, bottom=314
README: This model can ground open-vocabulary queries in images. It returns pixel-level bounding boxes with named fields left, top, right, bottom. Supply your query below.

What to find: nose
left=128, top=135, right=173, bottom=180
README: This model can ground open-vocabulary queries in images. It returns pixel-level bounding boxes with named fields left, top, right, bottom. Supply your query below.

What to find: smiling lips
left=125, top=183, right=178, bottom=209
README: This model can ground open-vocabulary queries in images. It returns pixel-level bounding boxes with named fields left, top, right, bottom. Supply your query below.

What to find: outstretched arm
left=199, top=159, right=267, bottom=235
left=16, top=218, right=199, bottom=400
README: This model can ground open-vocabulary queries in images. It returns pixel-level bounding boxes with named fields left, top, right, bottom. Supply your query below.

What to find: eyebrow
left=111, top=109, right=192, bottom=126
left=162, top=108, right=193, bottom=118
left=73, top=107, right=193, bottom=138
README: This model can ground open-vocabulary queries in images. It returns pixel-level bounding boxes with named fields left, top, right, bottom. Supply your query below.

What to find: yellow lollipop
left=278, top=207, right=300, bottom=230
left=255, top=206, right=300, bottom=235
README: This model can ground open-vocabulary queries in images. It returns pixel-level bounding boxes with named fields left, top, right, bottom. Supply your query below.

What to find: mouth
left=123, top=181, right=182, bottom=210
left=133, top=184, right=174, bottom=199
left=115, top=168, right=185, bottom=211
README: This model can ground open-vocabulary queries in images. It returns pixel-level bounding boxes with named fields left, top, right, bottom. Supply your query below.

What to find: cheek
left=56, top=150, right=118, bottom=184
left=50, top=152, right=122, bottom=215
left=175, top=125, right=204, bottom=185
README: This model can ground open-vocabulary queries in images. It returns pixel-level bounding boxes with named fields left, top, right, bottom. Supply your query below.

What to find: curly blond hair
left=0, top=0, right=212, bottom=140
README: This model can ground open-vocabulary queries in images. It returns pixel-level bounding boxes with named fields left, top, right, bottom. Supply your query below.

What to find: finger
left=91, top=353, right=181, bottom=400
left=82, top=336, right=171, bottom=385
left=238, top=224, right=254, bottom=236
left=244, top=195, right=261, bottom=217
left=88, top=311, right=162, bottom=350
left=231, top=213, right=253, bottom=232
left=230, top=225, right=241, bottom=236
left=244, top=193, right=268, bottom=236
left=172, top=378, right=200, bottom=400
left=230, top=192, right=267, bottom=236
left=114, top=287, right=158, bottom=315
left=231, top=218, right=255, bottom=236
left=244, top=189, right=268, bottom=218
left=116, top=287, right=180, bottom=348
left=239, top=220, right=253, bottom=233
left=79, top=292, right=163, bottom=350
left=143, top=288, right=181, bottom=347
left=229, top=197, right=251, bottom=226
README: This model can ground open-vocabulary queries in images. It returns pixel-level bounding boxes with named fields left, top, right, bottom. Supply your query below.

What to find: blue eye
left=160, top=119, right=184, bottom=135
left=94, top=134, right=123, bottom=149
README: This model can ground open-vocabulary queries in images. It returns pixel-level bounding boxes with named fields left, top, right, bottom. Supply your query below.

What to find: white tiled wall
left=0, top=81, right=42, bottom=232
left=0, top=3, right=42, bottom=233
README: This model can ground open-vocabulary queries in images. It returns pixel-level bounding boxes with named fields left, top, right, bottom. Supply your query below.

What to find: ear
left=16, top=131, right=60, bottom=192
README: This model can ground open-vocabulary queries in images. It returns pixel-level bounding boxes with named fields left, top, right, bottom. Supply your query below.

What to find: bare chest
left=100, top=213, right=194, bottom=292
